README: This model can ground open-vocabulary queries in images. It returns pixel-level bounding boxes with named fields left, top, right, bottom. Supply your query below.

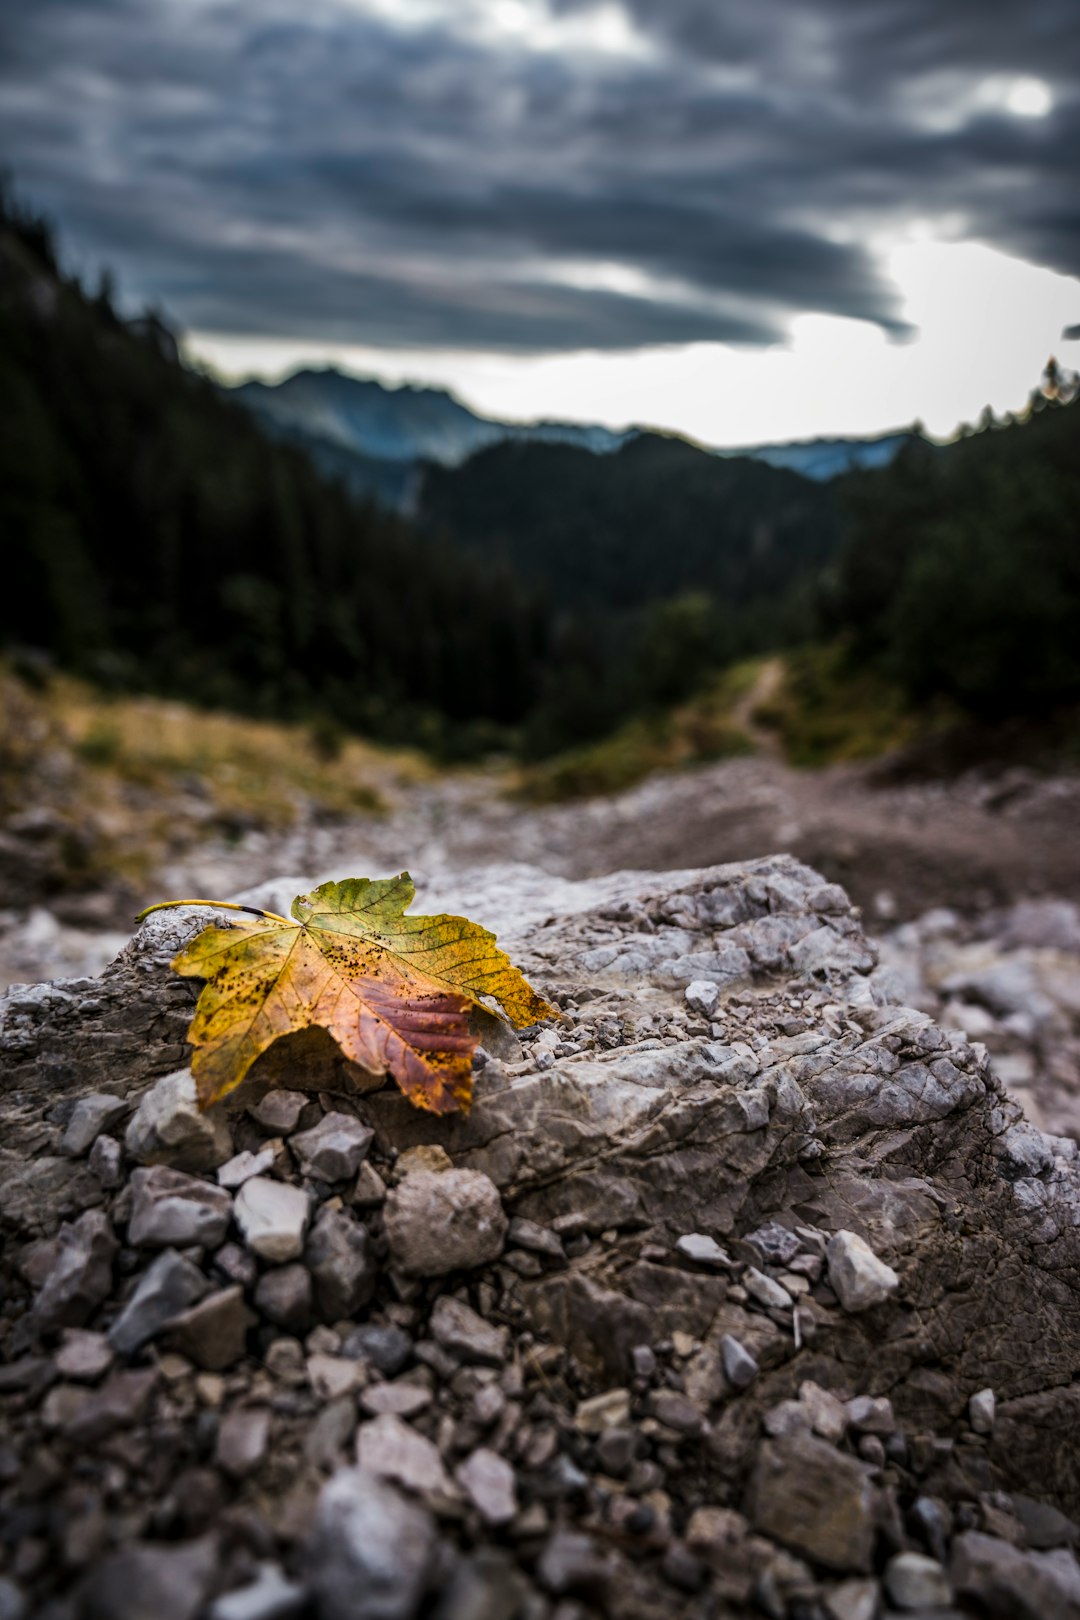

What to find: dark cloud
left=1, top=0, right=1077, bottom=352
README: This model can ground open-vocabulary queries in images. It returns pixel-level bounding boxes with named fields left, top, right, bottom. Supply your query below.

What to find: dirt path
left=731, top=656, right=785, bottom=756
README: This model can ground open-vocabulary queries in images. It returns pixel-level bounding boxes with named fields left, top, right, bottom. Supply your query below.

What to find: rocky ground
left=2, top=852, right=1080, bottom=1619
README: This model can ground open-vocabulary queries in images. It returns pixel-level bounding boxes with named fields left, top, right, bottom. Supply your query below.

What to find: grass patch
left=752, top=643, right=944, bottom=767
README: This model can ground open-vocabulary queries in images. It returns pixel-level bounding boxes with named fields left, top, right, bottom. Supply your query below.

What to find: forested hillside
left=0, top=190, right=547, bottom=750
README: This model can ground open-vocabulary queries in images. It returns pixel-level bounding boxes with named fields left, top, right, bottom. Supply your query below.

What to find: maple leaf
left=138, top=874, right=555, bottom=1116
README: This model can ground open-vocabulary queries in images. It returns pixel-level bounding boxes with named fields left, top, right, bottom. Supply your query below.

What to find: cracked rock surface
left=1, top=854, right=1079, bottom=1619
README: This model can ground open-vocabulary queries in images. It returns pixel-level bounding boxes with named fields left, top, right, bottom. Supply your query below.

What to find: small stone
left=574, top=1388, right=632, bottom=1433
left=845, top=1395, right=895, bottom=1435
left=128, top=1166, right=233, bottom=1249
left=235, top=1177, right=311, bottom=1262
left=217, top=1148, right=276, bottom=1189
left=631, top=1344, right=657, bottom=1378
left=55, top=1328, right=114, bottom=1382
left=649, top=1388, right=705, bottom=1435
left=165, top=1286, right=253, bottom=1370
left=291, top=1112, right=374, bottom=1182
left=826, top=1231, right=899, bottom=1313
left=0, top=1578, right=26, bottom=1620
left=32, top=1210, right=117, bottom=1332
left=969, top=1388, right=996, bottom=1434
left=799, top=1381, right=848, bottom=1443
left=305, top=1396, right=358, bottom=1470
left=62, top=1366, right=158, bottom=1444
left=305, top=1207, right=377, bottom=1320
left=250, top=1090, right=309, bottom=1134
left=384, top=1169, right=507, bottom=1278
left=536, top=1530, right=612, bottom=1600
left=455, top=1447, right=518, bottom=1525
left=342, top=1322, right=413, bottom=1377
left=395, top=1144, right=453, bottom=1178
left=720, top=1334, right=759, bottom=1390
left=255, top=1265, right=313, bottom=1331
left=109, top=1250, right=210, bottom=1357
left=595, top=1428, right=637, bottom=1476
left=506, top=1217, right=565, bottom=1261
left=79, top=1535, right=217, bottom=1620
left=676, top=1233, right=730, bottom=1268
left=430, top=1295, right=508, bottom=1366
left=209, top=1563, right=306, bottom=1620
left=685, top=980, right=720, bottom=1017
left=952, top=1529, right=1080, bottom=1619
left=744, top=1267, right=793, bottom=1310
left=355, top=1413, right=456, bottom=1500
left=61, top=1093, right=128, bottom=1157
left=885, top=1552, right=951, bottom=1610
left=125, top=1068, right=233, bottom=1172
left=216, top=1406, right=272, bottom=1478
left=213, top=1242, right=258, bottom=1290
left=360, top=1381, right=430, bottom=1417
left=823, top=1578, right=880, bottom=1620
left=88, top=1133, right=124, bottom=1188
left=744, top=1222, right=802, bottom=1266
left=352, top=1161, right=387, bottom=1207
left=748, top=1430, right=875, bottom=1573
left=305, top=1466, right=437, bottom=1620
left=309, top=1354, right=367, bottom=1401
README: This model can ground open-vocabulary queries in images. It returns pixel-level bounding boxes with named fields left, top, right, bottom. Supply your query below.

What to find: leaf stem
left=135, top=899, right=296, bottom=926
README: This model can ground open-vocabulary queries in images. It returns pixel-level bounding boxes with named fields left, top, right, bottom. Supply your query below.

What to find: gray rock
left=61, top=1093, right=128, bottom=1157
left=384, top=1170, right=507, bottom=1278
left=88, top=1133, right=124, bottom=1188
left=822, top=1579, right=879, bottom=1620
left=125, top=1068, right=233, bottom=1173
left=254, top=1265, right=313, bottom=1331
left=454, top=1448, right=517, bottom=1525
left=32, top=1209, right=117, bottom=1332
left=0, top=1578, right=26, bottom=1620
left=164, top=1286, right=253, bottom=1371
left=574, top=1388, right=632, bottom=1433
left=720, top=1334, right=759, bottom=1390
left=306, top=1466, right=437, bottom=1620
left=744, top=1267, right=793, bottom=1309
left=748, top=1430, right=875, bottom=1573
left=216, top=1406, right=272, bottom=1478
left=55, top=1328, right=114, bottom=1382
left=684, top=979, right=721, bottom=1017
left=951, top=1530, right=1080, bottom=1620
left=676, top=1233, right=730, bottom=1268
left=342, top=1322, right=412, bottom=1376
left=209, top=1564, right=306, bottom=1620
left=80, top=1535, right=218, bottom=1620
left=845, top=1395, right=895, bottom=1435
left=429, top=1295, right=508, bottom=1366
left=799, top=1381, right=848, bottom=1444
left=217, top=1148, right=276, bottom=1189
left=536, top=1530, right=613, bottom=1600
left=304, top=1207, right=377, bottom=1320
left=744, top=1221, right=802, bottom=1266
left=355, top=1413, right=456, bottom=1500
left=826, top=1230, right=899, bottom=1313
left=291, top=1112, right=374, bottom=1182
left=250, top=1090, right=309, bottom=1134
left=109, top=1250, right=210, bottom=1357
left=234, top=1177, right=311, bottom=1262
left=884, top=1552, right=952, bottom=1610
left=128, top=1166, right=233, bottom=1249
left=60, top=1365, right=158, bottom=1444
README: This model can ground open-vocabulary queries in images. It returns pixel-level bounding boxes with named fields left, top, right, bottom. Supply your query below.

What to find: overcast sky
left=3, top=0, right=1079, bottom=442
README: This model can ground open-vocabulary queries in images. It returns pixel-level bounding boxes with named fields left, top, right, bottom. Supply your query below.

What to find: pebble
left=455, top=1447, right=518, bottom=1525
left=55, top=1329, right=114, bottom=1383
left=79, top=1535, right=217, bottom=1620
left=429, top=1295, right=508, bottom=1366
left=355, top=1413, right=456, bottom=1500
left=799, top=1381, right=848, bottom=1443
left=574, top=1389, right=632, bottom=1433
left=305, top=1207, right=377, bottom=1319
left=675, top=1233, right=730, bottom=1268
left=744, top=1222, right=802, bottom=1266
left=342, top=1322, right=413, bottom=1377
left=384, top=1170, right=507, bottom=1278
left=845, top=1395, right=895, bottom=1435
left=108, top=1250, right=210, bottom=1357
left=234, top=1177, right=311, bottom=1263
left=32, top=1210, right=117, bottom=1332
left=88, top=1133, right=125, bottom=1188
left=352, top=1161, right=387, bottom=1207
left=684, top=980, right=721, bottom=1017
left=249, top=1091, right=308, bottom=1135
left=216, top=1407, right=272, bottom=1478
left=969, top=1387, right=996, bottom=1433
left=823, top=1578, right=880, bottom=1620
left=125, top=1068, right=233, bottom=1172
left=290, top=1112, right=374, bottom=1182
left=744, top=1267, right=793, bottom=1309
left=61, top=1093, right=128, bottom=1157
left=127, top=1166, right=233, bottom=1249
left=720, top=1334, right=759, bottom=1390
left=826, top=1230, right=899, bottom=1313
left=209, top=1563, right=306, bottom=1620
left=884, top=1551, right=952, bottom=1610
left=305, top=1467, right=437, bottom=1620
left=254, top=1265, right=313, bottom=1331
left=217, top=1148, right=276, bottom=1189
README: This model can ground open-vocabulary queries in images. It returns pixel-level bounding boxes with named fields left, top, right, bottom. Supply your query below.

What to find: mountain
left=730, top=430, right=918, bottom=481
left=233, top=367, right=632, bottom=469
